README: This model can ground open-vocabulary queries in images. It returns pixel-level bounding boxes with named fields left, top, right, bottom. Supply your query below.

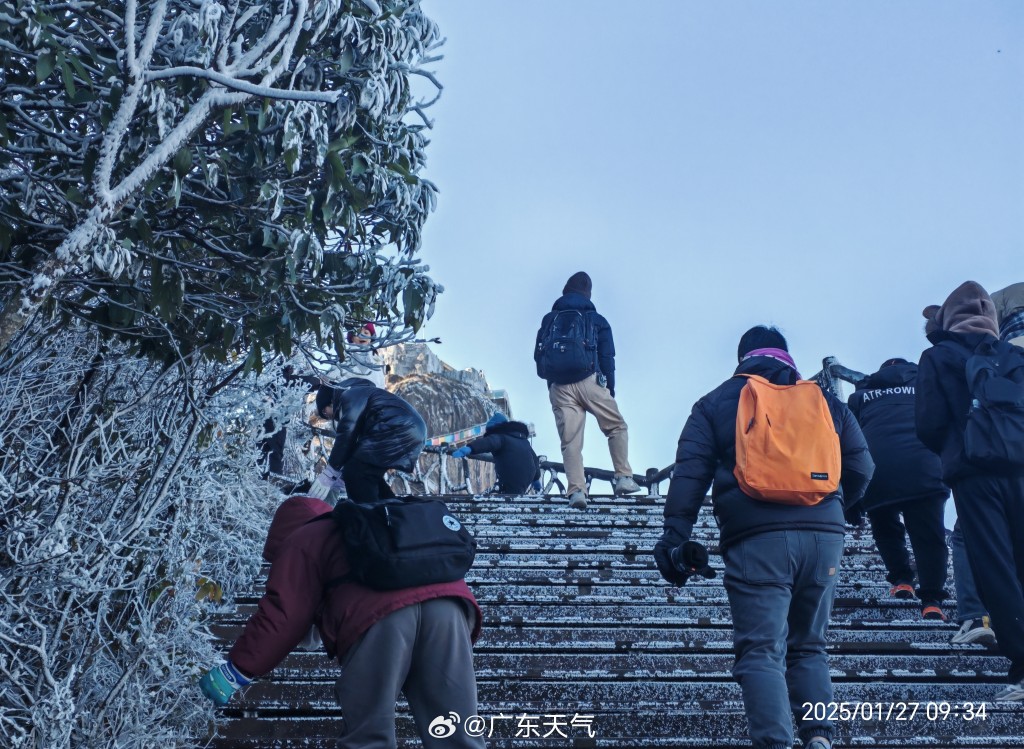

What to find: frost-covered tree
left=0, top=322, right=296, bottom=748
left=0, top=1, right=447, bottom=746
left=0, top=0, right=442, bottom=367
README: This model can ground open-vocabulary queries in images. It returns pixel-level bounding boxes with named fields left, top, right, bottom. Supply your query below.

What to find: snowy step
left=199, top=495, right=996, bottom=749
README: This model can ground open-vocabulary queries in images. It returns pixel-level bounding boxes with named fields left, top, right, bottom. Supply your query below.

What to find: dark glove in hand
left=654, top=541, right=694, bottom=586
left=674, top=541, right=717, bottom=580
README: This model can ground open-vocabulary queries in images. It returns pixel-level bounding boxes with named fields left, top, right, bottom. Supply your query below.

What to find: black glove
left=673, top=541, right=717, bottom=580
left=654, top=541, right=692, bottom=586
left=654, top=540, right=716, bottom=586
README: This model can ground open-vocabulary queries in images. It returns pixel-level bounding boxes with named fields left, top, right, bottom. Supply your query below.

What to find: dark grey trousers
left=335, top=597, right=485, bottom=748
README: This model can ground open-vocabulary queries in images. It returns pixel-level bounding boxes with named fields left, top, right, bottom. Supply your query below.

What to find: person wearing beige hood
left=916, top=280, right=1024, bottom=701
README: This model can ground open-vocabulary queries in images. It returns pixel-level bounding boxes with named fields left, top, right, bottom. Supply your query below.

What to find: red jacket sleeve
left=228, top=531, right=326, bottom=677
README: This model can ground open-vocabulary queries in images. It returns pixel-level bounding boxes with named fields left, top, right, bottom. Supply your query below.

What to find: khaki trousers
left=548, top=374, right=632, bottom=496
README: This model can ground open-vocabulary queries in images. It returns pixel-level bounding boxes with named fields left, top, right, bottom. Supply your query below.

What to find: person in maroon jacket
left=199, top=496, right=485, bottom=748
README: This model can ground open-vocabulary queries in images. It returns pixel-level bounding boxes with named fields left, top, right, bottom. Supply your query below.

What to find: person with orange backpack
left=654, top=325, right=874, bottom=749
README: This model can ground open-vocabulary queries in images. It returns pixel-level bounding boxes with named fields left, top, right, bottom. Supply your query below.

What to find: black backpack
left=329, top=497, right=476, bottom=590
left=534, top=309, right=598, bottom=384
left=963, top=338, right=1024, bottom=470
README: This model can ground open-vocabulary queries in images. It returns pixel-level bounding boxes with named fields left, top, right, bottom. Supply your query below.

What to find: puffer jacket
left=536, top=292, right=617, bottom=393
left=663, top=356, right=874, bottom=551
left=464, top=420, right=540, bottom=494
left=230, top=496, right=482, bottom=676
left=326, top=378, right=427, bottom=472
left=847, top=362, right=949, bottom=509
left=916, top=329, right=1024, bottom=482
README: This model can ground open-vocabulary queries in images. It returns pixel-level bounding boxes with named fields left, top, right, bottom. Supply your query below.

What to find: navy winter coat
left=464, top=420, right=540, bottom=494
left=663, top=356, right=874, bottom=551
left=916, top=330, right=1024, bottom=482
left=536, top=292, right=616, bottom=393
left=325, top=378, right=426, bottom=472
left=847, top=362, right=949, bottom=510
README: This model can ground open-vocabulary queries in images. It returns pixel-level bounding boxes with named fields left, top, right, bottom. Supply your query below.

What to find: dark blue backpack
left=535, top=309, right=598, bottom=384
left=963, top=339, right=1024, bottom=470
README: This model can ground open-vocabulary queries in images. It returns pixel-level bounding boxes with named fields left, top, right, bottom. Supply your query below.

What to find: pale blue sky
left=414, top=0, right=1023, bottom=485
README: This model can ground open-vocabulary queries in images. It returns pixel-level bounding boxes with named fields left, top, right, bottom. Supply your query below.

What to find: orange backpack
left=733, top=374, right=841, bottom=505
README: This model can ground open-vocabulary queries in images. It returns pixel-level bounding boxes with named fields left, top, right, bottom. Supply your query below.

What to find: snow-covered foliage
left=0, top=320, right=314, bottom=748
left=0, top=0, right=443, bottom=366
left=0, top=4, right=447, bottom=742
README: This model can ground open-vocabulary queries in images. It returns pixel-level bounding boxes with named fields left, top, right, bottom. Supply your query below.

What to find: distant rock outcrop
left=382, top=343, right=506, bottom=494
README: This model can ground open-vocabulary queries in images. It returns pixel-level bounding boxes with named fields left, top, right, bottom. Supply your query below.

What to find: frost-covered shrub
left=0, top=324, right=301, bottom=748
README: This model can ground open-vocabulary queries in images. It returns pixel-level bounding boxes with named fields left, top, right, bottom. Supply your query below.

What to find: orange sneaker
left=889, top=583, right=915, bottom=600
left=922, top=603, right=947, bottom=621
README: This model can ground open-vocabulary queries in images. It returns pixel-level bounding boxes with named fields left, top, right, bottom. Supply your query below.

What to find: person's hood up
left=261, top=496, right=333, bottom=563
left=552, top=292, right=596, bottom=313
left=922, top=281, right=998, bottom=339
left=486, top=419, right=531, bottom=439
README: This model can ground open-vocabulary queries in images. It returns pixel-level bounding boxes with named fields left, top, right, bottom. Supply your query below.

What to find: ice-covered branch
left=144, top=66, right=341, bottom=102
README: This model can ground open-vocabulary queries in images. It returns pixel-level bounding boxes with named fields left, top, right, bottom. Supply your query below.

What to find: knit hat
left=562, top=271, right=592, bottom=299
left=315, top=384, right=335, bottom=419
left=360, top=322, right=375, bottom=336
left=486, top=412, right=508, bottom=429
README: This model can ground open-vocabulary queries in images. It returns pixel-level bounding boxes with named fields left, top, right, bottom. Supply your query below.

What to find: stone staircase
left=202, top=493, right=1023, bottom=748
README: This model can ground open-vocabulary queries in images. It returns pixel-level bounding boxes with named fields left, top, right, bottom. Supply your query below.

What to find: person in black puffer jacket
left=848, top=358, right=950, bottom=618
left=450, top=412, right=540, bottom=495
left=917, top=281, right=1024, bottom=701
left=655, top=325, right=874, bottom=749
left=309, top=378, right=427, bottom=503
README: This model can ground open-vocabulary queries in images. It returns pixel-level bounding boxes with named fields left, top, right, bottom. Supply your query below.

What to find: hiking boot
left=889, top=583, right=915, bottom=600
left=613, top=475, right=641, bottom=495
left=993, top=678, right=1024, bottom=702
left=921, top=603, right=947, bottom=621
left=951, top=616, right=997, bottom=646
left=567, top=491, right=588, bottom=510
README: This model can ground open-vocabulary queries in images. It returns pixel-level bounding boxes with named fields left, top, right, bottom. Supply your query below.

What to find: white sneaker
left=993, top=678, right=1024, bottom=702
left=567, top=491, right=588, bottom=509
left=613, top=475, right=641, bottom=495
left=951, top=616, right=997, bottom=646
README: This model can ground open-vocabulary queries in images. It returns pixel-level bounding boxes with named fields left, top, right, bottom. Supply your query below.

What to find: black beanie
left=736, top=325, right=788, bottom=362
left=562, top=271, right=592, bottom=299
left=880, top=357, right=910, bottom=369
left=315, top=384, right=335, bottom=419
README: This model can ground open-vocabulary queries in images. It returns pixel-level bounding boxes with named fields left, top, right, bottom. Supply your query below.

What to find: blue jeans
left=951, top=520, right=987, bottom=622
left=723, top=530, right=844, bottom=749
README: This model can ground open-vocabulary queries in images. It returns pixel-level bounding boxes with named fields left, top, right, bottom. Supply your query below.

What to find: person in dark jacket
left=847, top=358, right=950, bottom=619
left=310, top=377, right=427, bottom=503
left=449, top=412, right=540, bottom=494
left=916, top=280, right=1024, bottom=701
left=655, top=325, right=874, bottom=749
left=199, top=496, right=484, bottom=748
left=535, top=271, right=640, bottom=509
